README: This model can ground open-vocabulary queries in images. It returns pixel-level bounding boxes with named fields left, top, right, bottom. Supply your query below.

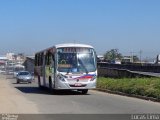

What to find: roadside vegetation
left=97, top=77, right=160, bottom=99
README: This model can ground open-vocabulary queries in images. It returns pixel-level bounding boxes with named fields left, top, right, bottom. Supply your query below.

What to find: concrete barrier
left=98, top=67, right=154, bottom=78
left=97, top=62, right=160, bottom=73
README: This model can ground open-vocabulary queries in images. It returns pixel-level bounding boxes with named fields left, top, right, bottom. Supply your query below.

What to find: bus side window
left=52, top=55, right=55, bottom=69
left=52, top=55, right=55, bottom=63
left=48, top=52, right=52, bottom=66
left=45, top=52, right=50, bottom=66
left=45, top=54, right=47, bottom=65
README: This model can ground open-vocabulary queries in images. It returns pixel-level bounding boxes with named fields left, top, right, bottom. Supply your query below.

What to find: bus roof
left=55, top=43, right=93, bottom=48
left=35, top=43, right=94, bottom=54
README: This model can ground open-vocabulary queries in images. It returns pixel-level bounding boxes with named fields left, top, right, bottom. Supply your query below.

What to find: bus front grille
left=67, top=79, right=89, bottom=83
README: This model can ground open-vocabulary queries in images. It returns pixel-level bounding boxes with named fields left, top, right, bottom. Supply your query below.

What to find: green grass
left=97, top=77, right=160, bottom=99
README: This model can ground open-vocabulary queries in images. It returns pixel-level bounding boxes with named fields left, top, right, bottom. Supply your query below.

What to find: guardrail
left=98, top=67, right=154, bottom=78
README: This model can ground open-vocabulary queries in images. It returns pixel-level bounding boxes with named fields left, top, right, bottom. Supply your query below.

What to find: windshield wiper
left=67, top=67, right=71, bottom=74
left=78, top=59, right=88, bottom=74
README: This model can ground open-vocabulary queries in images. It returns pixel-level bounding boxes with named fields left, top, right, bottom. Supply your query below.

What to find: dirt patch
left=0, top=75, right=39, bottom=113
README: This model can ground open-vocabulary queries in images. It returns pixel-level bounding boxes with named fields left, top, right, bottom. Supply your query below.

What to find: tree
left=104, top=49, right=122, bottom=61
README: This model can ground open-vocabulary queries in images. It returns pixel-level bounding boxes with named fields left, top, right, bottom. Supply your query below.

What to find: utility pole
left=130, top=52, right=134, bottom=63
left=139, top=50, right=142, bottom=63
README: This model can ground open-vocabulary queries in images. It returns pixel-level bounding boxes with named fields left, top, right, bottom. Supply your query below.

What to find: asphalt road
left=5, top=75, right=160, bottom=114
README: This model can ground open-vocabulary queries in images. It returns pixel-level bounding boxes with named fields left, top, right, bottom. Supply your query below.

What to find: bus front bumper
left=55, top=81, right=96, bottom=90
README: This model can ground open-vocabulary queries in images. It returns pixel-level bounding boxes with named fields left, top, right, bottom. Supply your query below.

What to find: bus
left=34, top=43, right=97, bottom=94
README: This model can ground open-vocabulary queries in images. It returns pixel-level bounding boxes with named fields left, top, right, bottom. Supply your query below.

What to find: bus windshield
left=57, top=47, right=96, bottom=73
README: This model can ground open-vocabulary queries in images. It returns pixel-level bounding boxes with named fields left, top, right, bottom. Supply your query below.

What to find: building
left=121, top=56, right=132, bottom=64
left=97, top=55, right=105, bottom=62
left=0, top=56, right=7, bottom=73
left=6, top=53, right=15, bottom=61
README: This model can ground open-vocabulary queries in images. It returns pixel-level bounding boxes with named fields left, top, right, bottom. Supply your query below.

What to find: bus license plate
left=74, top=83, right=82, bottom=87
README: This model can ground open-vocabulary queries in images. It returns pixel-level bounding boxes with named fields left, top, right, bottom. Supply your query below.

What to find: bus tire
left=49, top=76, right=53, bottom=93
left=81, top=89, right=88, bottom=94
left=38, top=76, right=42, bottom=89
left=17, top=79, right=19, bottom=84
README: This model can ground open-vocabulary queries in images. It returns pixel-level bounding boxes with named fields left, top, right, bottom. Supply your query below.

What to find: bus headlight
left=58, top=74, right=67, bottom=82
left=61, top=77, right=65, bottom=82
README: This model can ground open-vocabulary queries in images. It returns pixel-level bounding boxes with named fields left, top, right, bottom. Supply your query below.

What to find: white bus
left=34, top=43, right=97, bottom=94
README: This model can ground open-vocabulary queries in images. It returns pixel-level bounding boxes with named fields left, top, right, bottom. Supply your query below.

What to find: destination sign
left=58, top=47, right=91, bottom=53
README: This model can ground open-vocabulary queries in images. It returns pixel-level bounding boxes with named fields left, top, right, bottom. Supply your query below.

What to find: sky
left=0, top=0, right=160, bottom=59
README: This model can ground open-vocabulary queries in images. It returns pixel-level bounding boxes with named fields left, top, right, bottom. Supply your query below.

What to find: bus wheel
left=38, top=76, right=42, bottom=89
left=81, top=89, right=88, bottom=94
left=17, top=80, right=19, bottom=84
left=49, top=77, right=53, bottom=93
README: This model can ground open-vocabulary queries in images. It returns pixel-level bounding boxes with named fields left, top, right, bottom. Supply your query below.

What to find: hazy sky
left=0, top=0, right=160, bottom=59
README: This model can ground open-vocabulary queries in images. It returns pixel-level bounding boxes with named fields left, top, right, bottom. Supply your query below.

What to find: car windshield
left=57, top=47, right=96, bottom=73
left=19, top=72, right=30, bottom=75
left=14, top=67, right=25, bottom=72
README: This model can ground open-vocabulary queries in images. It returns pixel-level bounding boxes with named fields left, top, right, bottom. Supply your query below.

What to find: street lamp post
left=139, top=50, right=142, bottom=64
